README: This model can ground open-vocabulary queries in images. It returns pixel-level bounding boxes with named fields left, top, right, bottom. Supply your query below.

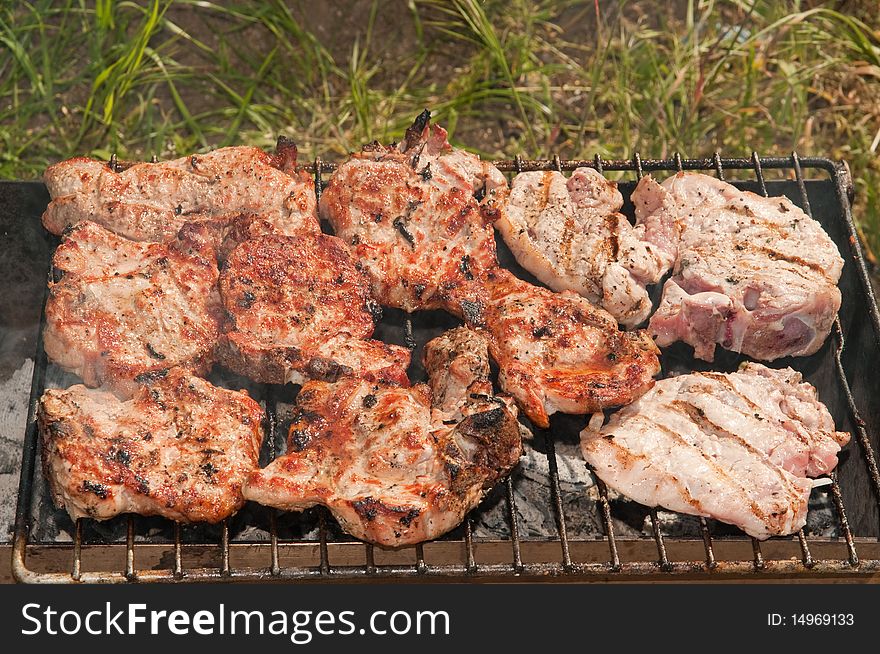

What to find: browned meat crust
left=242, top=327, right=522, bottom=546
left=44, top=220, right=224, bottom=398
left=38, top=368, right=265, bottom=523
left=42, top=143, right=319, bottom=242
left=475, top=269, right=660, bottom=428
left=219, top=234, right=411, bottom=387
left=319, top=115, right=506, bottom=313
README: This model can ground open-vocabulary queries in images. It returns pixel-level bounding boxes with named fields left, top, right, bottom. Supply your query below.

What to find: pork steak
left=38, top=368, right=265, bottom=523
left=497, top=168, right=674, bottom=327
left=44, top=220, right=224, bottom=398
left=242, top=327, right=523, bottom=546
left=580, top=362, right=850, bottom=539
left=633, top=172, right=843, bottom=361
left=320, top=112, right=661, bottom=427
left=219, top=234, right=411, bottom=387
left=42, top=142, right=319, bottom=242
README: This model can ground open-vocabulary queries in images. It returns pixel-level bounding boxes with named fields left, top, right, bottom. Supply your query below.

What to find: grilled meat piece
left=580, top=363, right=850, bottom=539
left=423, top=325, right=497, bottom=415
left=476, top=269, right=660, bottom=429
left=209, top=213, right=283, bottom=263
left=42, top=142, right=319, bottom=242
left=38, top=368, right=264, bottom=523
left=633, top=172, right=843, bottom=361
left=320, top=112, right=661, bottom=426
left=44, top=220, right=223, bottom=398
left=219, top=234, right=411, bottom=386
left=242, top=327, right=522, bottom=546
left=497, top=168, right=674, bottom=327
left=319, top=110, right=507, bottom=313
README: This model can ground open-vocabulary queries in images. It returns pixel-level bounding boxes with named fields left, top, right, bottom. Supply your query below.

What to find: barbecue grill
left=11, top=152, right=880, bottom=583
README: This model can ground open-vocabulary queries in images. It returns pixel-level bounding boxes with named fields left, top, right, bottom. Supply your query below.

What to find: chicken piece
left=38, top=368, right=264, bottom=523
left=319, top=109, right=508, bottom=313
left=474, top=269, right=661, bottom=429
left=242, top=327, right=522, bottom=546
left=320, top=112, right=661, bottom=426
left=42, top=140, right=320, bottom=242
left=219, top=234, right=411, bottom=387
left=497, top=168, right=675, bottom=327
left=44, top=220, right=224, bottom=398
left=580, top=362, right=850, bottom=539
left=633, top=172, right=843, bottom=361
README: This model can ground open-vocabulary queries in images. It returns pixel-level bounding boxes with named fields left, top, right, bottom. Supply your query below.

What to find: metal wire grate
left=11, top=152, right=880, bottom=583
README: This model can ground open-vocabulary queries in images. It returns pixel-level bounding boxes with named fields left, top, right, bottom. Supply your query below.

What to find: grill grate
left=11, top=153, right=880, bottom=583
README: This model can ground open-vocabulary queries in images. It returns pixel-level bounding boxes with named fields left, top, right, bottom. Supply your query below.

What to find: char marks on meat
left=38, top=368, right=264, bottom=523
left=44, top=220, right=224, bottom=398
left=242, top=327, right=522, bottom=546
left=633, top=172, right=843, bottom=361
left=319, top=114, right=507, bottom=313
left=320, top=112, right=661, bottom=426
left=42, top=144, right=320, bottom=242
left=479, top=269, right=660, bottom=428
left=219, top=234, right=411, bottom=387
left=497, top=168, right=674, bottom=327
left=580, top=362, right=850, bottom=539
left=423, top=325, right=499, bottom=414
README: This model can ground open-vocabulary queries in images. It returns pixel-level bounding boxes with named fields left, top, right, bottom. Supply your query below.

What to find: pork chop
left=474, top=269, right=661, bottom=429
left=319, top=109, right=507, bottom=313
left=632, top=172, right=843, bottom=361
left=497, top=168, right=674, bottom=326
left=38, top=368, right=264, bottom=523
left=242, top=327, right=522, bottom=546
left=580, top=362, right=850, bottom=539
left=44, top=220, right=224, bottom=398
left=219, top=234, right=411, bottom=387
left=42, top=140, right=320, bottom=242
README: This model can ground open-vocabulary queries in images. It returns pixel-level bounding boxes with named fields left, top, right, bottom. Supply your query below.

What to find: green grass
left=2, top=0, right=879, bottom=259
